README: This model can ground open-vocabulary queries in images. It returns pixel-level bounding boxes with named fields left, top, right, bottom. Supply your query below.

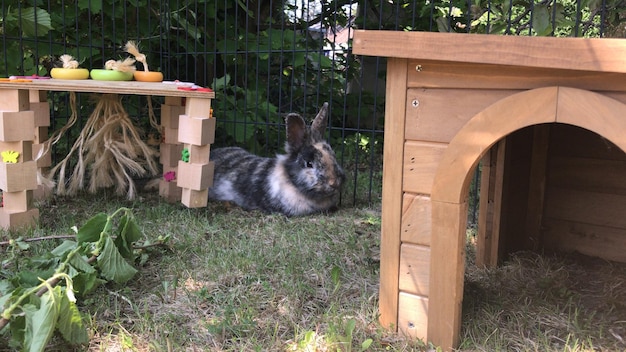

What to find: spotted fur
left=208, top=103, right=345, bottom=216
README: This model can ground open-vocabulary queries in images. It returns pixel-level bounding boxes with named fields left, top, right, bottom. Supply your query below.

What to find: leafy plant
left=0, top=207, right=155, bottom=351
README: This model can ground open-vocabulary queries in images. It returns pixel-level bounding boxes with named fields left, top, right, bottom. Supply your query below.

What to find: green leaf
left=532, top=4, right=553, bottom=36
left=69, top=254, right=96, bottom=274
left=77, top=213, right=109, bottom=243
left=14, top=7, right=53, bottom=37
left=56, top=292, right=89, bottom=344
left=24, top=288, right=61, bottom=352
left=361, top=338, right=373, bottom=351
left=293, top=52, right=306, bottom=68
left=115, top=214, right=142, bottom=259
left=78, top=0, right=102, bottom=13
left=97, top=236, right=138, bottom=283
left=212, top=74, right=231, bottom=90
left=51, top=240, right=78, bottom=257
left=345, top=318, right=356, bottom=336
left=71, top=271, right=102, bottom=296
left=15, top=240, right=30, bottom=250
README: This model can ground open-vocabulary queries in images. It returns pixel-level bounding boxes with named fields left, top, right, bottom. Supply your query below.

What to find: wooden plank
left=431, top=86, right=558, bottom=204
left=542, top=218, right=626, bottom=263
left=428, top=200, right=468, bottom=351
left=0, top=79, right=215, bottom=99
left=476, top=140, right=505, bottom=268
left=403, top=141, right=446, bottom=195
left=548, top=156, right=626, bottom=196
left=556, top=87, right=626, bottom=156
left=524, top=125, right=551, bottom=249
left=547, top=123, right=626, bottom=161
left=399, top=243, right=430, bottom=296
left=544, top=187, right=626, bottom=229
left=406, top=60, right=626, bottom=91
left=379, top=57, right=408, bottom=330
left=397, top=292, right=428, bottom=341
left=352, top=30, right=626, bottom=74
left=401, top=193, right=431, bottom=246
left=405, top=88, right=515, bottom=143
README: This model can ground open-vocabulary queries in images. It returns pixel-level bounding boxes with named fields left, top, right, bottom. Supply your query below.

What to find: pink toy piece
left=163, top=171, right=176, bottom=182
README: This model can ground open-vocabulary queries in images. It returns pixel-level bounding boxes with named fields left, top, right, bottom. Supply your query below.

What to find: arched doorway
left=428, top=86, right=626, bottom=348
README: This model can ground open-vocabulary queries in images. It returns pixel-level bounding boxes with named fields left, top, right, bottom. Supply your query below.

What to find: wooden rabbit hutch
left=352, top=30, right=626, bottom=350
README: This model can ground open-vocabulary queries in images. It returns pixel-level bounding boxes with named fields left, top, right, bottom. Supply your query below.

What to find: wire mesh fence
left=1, top=0, right=623, bottom=212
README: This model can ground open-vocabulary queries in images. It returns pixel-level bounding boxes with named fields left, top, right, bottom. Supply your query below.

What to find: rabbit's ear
left=310, top=102, right=329, bottom=141
left=286, top=113, right=307, bottom=152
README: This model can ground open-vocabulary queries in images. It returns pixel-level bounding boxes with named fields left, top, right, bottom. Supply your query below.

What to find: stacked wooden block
left=159, top=97, right=185, bottom=202
left=177, top=97, right=215, bottom=207
left=30, top=90, right=52, bottom=199
left=0, top=89, right=40, bottom=228
left=159, top=96, right=215, bottom=207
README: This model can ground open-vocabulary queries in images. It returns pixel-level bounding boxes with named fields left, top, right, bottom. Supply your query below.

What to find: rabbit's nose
left=328, top=178, right=340, bottom=189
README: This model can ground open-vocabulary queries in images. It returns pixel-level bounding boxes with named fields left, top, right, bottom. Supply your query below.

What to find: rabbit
left=208, top=102, right=345, bottom=216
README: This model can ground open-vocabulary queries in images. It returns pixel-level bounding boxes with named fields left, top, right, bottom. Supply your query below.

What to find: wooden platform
left=0, top=78, right=216, bottom=229
left=0, top=79, right=215, bottom=99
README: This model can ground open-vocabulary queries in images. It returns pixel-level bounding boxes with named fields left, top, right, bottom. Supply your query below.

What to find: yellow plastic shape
left=50, top=68, right=90, bottom=80
left=1, top=150, right=19, bottom=163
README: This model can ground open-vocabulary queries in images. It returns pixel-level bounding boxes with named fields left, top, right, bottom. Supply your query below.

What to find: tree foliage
left=1, top=0, right=623, bottom=152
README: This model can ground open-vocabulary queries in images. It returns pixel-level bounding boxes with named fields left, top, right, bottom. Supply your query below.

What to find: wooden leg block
left=29, top=90, right=47, bottom=103
left=2, top=190, right=33, bottom=212
left=34, top=126, right=48, bottom=144
left=176, top=161, right=214, bottom=190
left=181, top=188, right=208, bottom=208
left=159, top=179, right=182, bottom=203
left=0, top=89, right=30, bottom=111
left=163, top=127, right=179, bottom=144
left=0, top=111, right=36, bottom=141
left=32, top=184, right=53, bottom=201
left=160, top=143, right=184, bottom=167
left=178, top=115, right=215, bottom=146
left=185, top=143, right=211, bottom=164
left=164, top=96, right=184, bottom=106
left=32, top=143, right=52, bottom=168
left=0, top=208, right=39, bottom=230
left=30, top=102, right=50, bottom=127
left=0, top=161, right=38, bottom=191
left=0, top=141, right=33, bottom=162
left=184, top=97, right=212, bottom=118
left=161, top=104, right=185, bottom=128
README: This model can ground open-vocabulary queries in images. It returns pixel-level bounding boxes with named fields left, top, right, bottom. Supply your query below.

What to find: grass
left=1, top=188, right=626, bottom=351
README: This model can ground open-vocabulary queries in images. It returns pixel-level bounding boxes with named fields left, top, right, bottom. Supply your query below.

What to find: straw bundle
left=48, top=94, right=159, bottom=199
left=124, top=41, right=149, bottom=72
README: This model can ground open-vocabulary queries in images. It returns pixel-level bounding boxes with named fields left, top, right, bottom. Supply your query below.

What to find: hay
left=462, top=249, right=626, bottom=351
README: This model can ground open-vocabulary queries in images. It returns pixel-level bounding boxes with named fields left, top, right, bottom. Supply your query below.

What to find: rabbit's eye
left=304, top=160, right=314, bottom=168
